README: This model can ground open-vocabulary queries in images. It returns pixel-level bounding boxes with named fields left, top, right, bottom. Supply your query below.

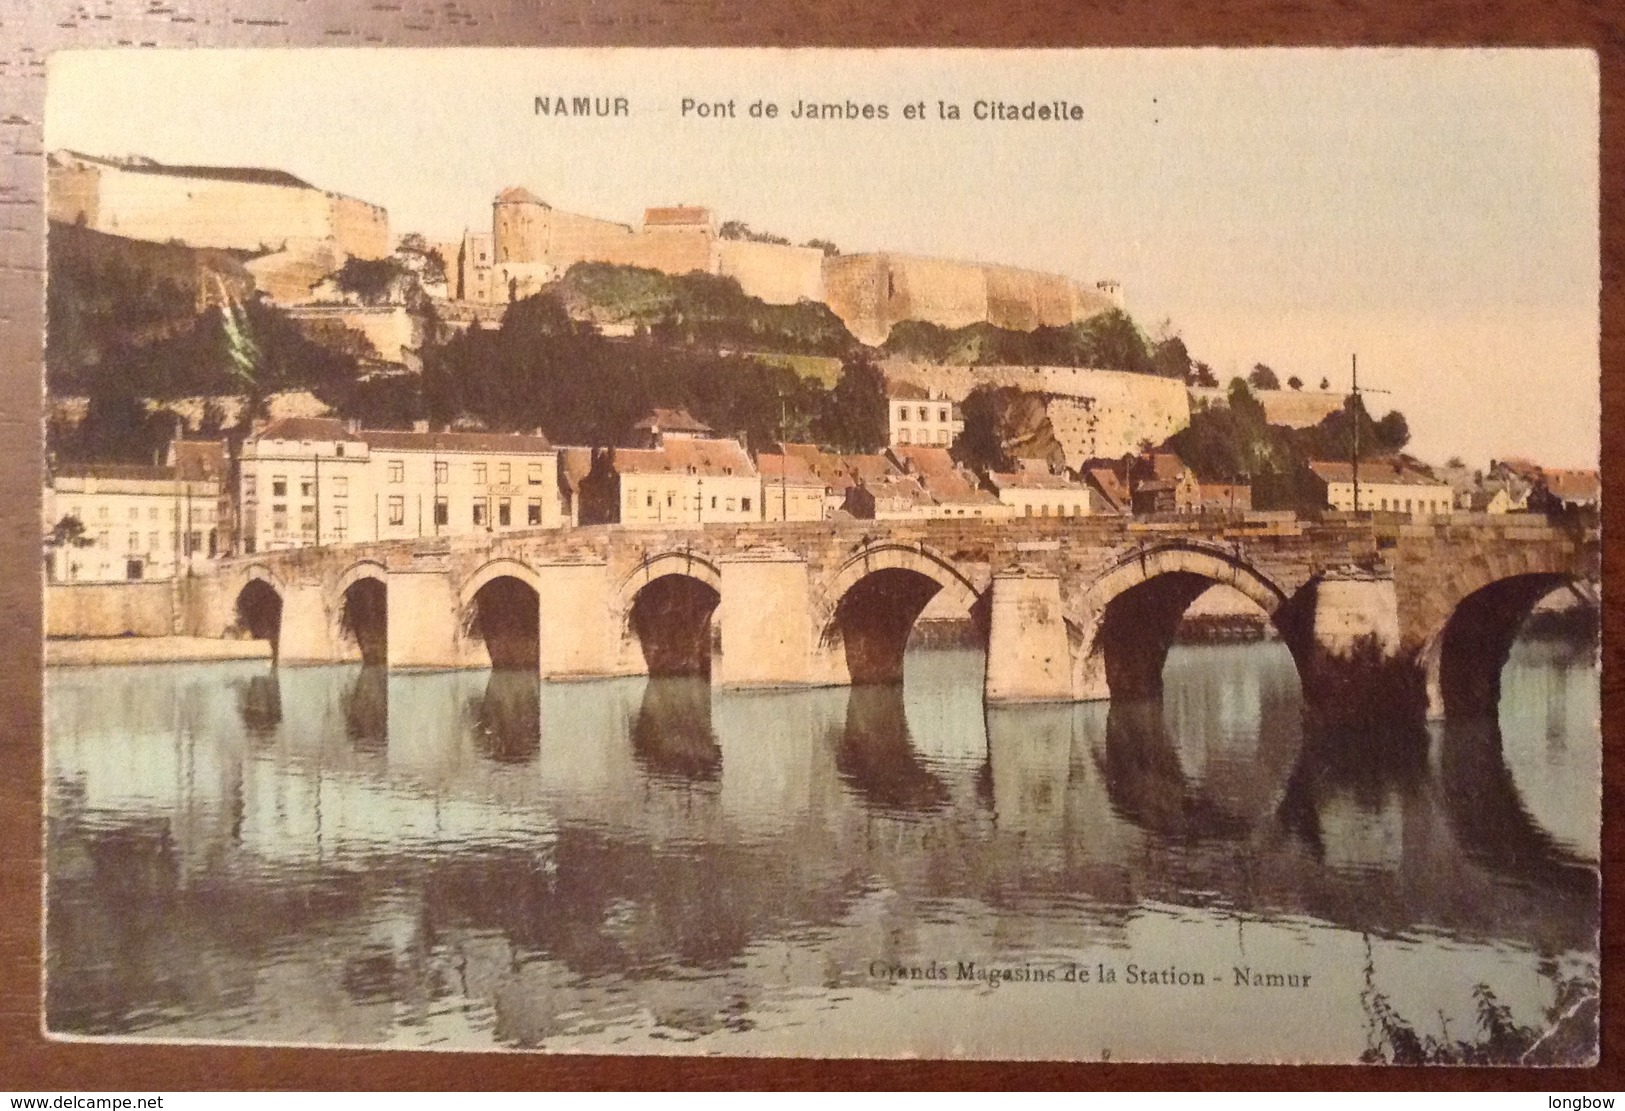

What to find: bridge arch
left=819, top=541, right=984, bottom=685
left=1075, top=541, right=1301, bottom=701
left=233, top=565, right=286, bottom=659
left=460, top=558, right=542, bottom=671
left=616, top=552, right=724, bottom=678
left=1422, top=571, right=1593, bottom=720
left=332, top=560, right=389, bottom=667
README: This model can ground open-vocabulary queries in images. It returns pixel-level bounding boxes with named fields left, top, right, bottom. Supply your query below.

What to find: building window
left=129, top=507, right=139, bottom=522
left=244, top=475, right=256, bottom=498
left=897, top=404, right=909, bottom=420
left=666, top=491, right=674, bottom=508
left=435, top=461, right=448, bottom=483
left=388, top=495, right=405, bottom=525
left=939, top=408, right=948, bottom=422
left=272, top=476, right=287, bottom=497
left=742, top=497, right=752, bottom=512
left=936, top=430, right=949, bottom=445
left=333, top=476, right=348, bottom=497
left=498, top=498, right=511, bottom=526
left=333, top=505, right=348, bottom=542
left=527, top=498, right=542, bottom=525
left=711, top=496, right=718, bottom=509
left=528, top=463, right=543, bottom=485
left=898, top=429, right=911, bottom=444
left=147, top=531, right=159, bottom=552
left=472, top=500, right=487, bottom=526
left=473, top=462, right=487, bottom=484
left=148, top=506, right=159, bottom=520
left=918, top=407, right=928, bottom=422
left=499, top=463, right=511, bottom=484
left=336, top=443, right=345, bottom=458
left=646, top=493, right=654, bottom=508
left=434, top=497, right=448, bottom=526
left=300, top=505, right=316, bottom=534
left=97, top=506, right=109, bottom=522
left=389, top=460, right=405, bottom=483
left=726, top=497, right=736, bottom=511
left=272, top=505, right=287, bottom=537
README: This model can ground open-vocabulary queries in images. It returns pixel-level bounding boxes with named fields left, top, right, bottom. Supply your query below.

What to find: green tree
left=814, top=357, right=888, bottom=452
left=1151, top=335, right=1192, bottom=381
left=951, top=385, right=1014, bottom=474
left=1248, top=363, right=1280, bottom=390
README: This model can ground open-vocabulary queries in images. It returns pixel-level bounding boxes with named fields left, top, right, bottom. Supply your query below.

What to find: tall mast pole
left=1351, top=353, right=1360, bottom=515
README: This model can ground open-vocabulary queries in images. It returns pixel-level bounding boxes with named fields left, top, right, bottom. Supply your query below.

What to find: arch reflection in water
left=343, top=666, right=389, bottom=753
left=469, top=670, right=542, bottom=764
left=632, top=676, right=721, bottom=780
left=234, top=671, right=282, bottom=736
left=831, top=683, right=951, bottom=812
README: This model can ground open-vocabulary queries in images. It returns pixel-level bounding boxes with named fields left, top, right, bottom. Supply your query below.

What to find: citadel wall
left=715, top=238, right=826, bottom=304
left=883, top=360, right=1192, bottom=463
left=48, top=155, right=389, bottom=264
left=1190, top=386, right=1346, bottom=429
left=823, top=253, right=1118, bottom=345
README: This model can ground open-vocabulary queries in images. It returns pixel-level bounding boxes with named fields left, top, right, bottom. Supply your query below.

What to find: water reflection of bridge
left=49, top=655, right=1596, bottom=973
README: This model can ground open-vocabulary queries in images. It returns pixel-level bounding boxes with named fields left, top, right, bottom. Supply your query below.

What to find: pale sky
left=46, top=48, right=1599, bottom=468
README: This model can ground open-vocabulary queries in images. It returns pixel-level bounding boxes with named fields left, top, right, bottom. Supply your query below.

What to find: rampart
left=1191, top=386, right=1346, bottom=429
left=883, top=360, right=1192, bottom=461
left=824, top=253, right=1120, bottom=345
left=48, top=153, right=389, bottom=262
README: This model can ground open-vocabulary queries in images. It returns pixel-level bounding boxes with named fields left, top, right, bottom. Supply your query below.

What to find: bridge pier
left=1300, top=567, right=1426, bottom=729
left=387, top=569, right=477, bottom=670
left=985, top=570, right=1075, bottom=703
left=715, top=549, right=839, bottom=688
left=536, top=560, right=626, bottom=679
left=278, top=586, right=351, bottom=665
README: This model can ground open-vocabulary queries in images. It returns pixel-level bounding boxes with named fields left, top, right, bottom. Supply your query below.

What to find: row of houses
left=46, top=403, right=1517, bottom=584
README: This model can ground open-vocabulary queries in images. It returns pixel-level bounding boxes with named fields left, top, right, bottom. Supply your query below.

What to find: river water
left=44, top=637, right=1598, bottom=1061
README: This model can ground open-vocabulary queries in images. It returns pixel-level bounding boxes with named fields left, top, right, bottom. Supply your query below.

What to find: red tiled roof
left=634, top=407, right=714, bottom=435
left=988, top=471, right=1083, bottom=491
left=758, top=453, right=823, bottom=486
left=644, top=206, right=710, bottom=227
left=365, top=429, right=553, bottom=454
left=1544, top=469, right=1599, bottom=502
left=611, top=440, right=755, bottom=479
left=170, top=439, right=225, bottom=481
left=1308, top=459, right=1445, bottom=487
left=496, top=186, right=546, bottom=205
left=256, top=417, right=351, bottom=441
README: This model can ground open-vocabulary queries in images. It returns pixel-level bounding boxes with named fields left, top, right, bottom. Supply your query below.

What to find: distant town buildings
left=887, top=381, right=963, bottom=448
left=236, top=418, right=561, bottom=553
left=1307, top=459, right=1454, bottom=518
left=45, top=462, right=220, bottom=582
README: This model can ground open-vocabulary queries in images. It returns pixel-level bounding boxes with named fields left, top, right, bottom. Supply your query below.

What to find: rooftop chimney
left=412, top=419, right=430, bottom=434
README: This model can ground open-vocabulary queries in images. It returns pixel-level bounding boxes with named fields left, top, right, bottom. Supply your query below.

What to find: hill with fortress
left=45, top=148, right=1348, bottom=468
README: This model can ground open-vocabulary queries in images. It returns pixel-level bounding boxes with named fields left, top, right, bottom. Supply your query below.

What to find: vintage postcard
left=39, top=48, right=1600, bottom=1063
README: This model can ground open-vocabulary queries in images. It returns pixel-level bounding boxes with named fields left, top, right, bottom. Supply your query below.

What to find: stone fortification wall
left=494, top=198, right=636, bottom=269
left=49, top=157, right=388, bottom=261
left=715, top=238, right=826, bottom=305
left=285, top=304, right=417, bottom=364
left=823, top=253, right=1116, bottom=345
left=1190, top=386, right=1345, bottom=429
left=329, top=194, right=390, bottom=259
left=884, top=360, right=1191, bottom=462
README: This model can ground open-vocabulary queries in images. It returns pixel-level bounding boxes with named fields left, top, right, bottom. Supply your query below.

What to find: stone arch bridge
left=186, top=516, right=1597, bottom=725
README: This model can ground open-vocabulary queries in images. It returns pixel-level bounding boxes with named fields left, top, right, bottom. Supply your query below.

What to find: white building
left=888, top=383, right=963, bottom=448
left=1308, top=459, right=1454, bottom=518
left=237, top=417, right=561, bottom=553
left=586, top=439, right=762, bottom=526
left=45, top=464, right=220, bottom=582
left=987, top=469, right=1096, bottom=517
